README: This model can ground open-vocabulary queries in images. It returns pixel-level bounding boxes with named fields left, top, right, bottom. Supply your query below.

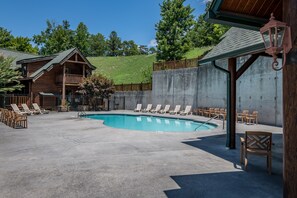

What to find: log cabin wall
left=26, top=60, right=51, bottom=76
left=31, top=66, right=62, bottom=104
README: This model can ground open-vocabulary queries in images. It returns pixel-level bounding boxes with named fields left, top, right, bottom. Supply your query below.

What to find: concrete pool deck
left=0, top=111, right=283, bottom=197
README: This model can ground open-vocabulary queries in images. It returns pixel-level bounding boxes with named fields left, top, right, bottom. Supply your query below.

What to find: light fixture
left=260, top=13, right=292, bottom=71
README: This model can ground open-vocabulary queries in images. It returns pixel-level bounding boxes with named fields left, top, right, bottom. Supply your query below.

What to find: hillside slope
left=87, top=46, right=212, bottom=84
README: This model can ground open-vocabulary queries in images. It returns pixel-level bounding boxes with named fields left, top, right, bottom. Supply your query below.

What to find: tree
left=77, top=74, right=115, bottom=110
left=0, top=27, right=38, bottom=54
left=0, top=56, right=23, bottom=93
left=122, top=40, right=139, bottom=56
left=189, top=2, right=230, bottom=47
left=0, top=27, right=14, bottom=48
left=12, top=37, right=38, bottom=54
left=140, top=65, right=152, bottom=83
left=74, top=22, right=90, bottom=56
left=33, top=20, right=75, bottom=55
left=106, top=31, right=122, bottom=56
left=88, top=33, right=106, bottom=56
left=139, top=45, right=149, bottom=55
left=148, top=47, right=157, bottom=54
left=155, top=0, right=195, bottom=61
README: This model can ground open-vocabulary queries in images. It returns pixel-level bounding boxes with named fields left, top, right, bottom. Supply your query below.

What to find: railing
left=115, top=83, right=152, bottom=91
left=0, top=94, right=30, bottom=108
left=56, top=74, right=83, bottom=85
left=153, top=57, right=200, bottom=71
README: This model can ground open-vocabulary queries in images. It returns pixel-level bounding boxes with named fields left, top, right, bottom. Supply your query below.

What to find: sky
left=0, top=0, right=208, bottom=47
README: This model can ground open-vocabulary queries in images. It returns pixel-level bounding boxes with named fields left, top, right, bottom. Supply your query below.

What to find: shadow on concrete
left=164, top=134, right=283, bottom=198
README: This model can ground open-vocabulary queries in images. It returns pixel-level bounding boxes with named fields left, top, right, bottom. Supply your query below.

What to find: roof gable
left=30, top=48, right=95, bottom=81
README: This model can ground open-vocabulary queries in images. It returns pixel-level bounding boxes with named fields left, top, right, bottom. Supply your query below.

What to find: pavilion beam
left=236, top=54, right=259, bottom=80
left=283, top=0, right=297, bottom=197
left=61, top=64, right=66, bottom=106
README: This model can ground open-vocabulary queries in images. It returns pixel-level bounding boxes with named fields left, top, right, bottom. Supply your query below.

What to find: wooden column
left=62, top=65, right=66, bottom=106
left=283, top=0, right=297, bottom=197
left=83, top=65, right=85, bottom=78
left=228, top=58, right=237, bottom=149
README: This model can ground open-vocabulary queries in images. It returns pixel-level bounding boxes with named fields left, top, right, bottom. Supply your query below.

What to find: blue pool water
left=84, top=114, right=217, bottom=132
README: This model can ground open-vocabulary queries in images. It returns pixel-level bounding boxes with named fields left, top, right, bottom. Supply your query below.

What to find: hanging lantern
left=260, top=13, right=292, bottom=71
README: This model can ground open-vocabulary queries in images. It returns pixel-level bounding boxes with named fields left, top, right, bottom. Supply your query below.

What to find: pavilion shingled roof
left=199, top=27, right=265, bottom=64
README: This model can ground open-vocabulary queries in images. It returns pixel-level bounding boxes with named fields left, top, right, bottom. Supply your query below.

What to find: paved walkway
left=0, top=111, right=283, bottom=198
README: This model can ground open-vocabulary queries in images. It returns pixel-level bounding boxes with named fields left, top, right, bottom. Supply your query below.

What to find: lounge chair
left=169, top=105, right=181, bottom=115
left=142, top=104, right=152, bottom=113
left=134, top=104, right=142, bottom=112
left=159, top=105, right=170, bottom=114
left=180, top=105, right=192, bottom=115
left=32, top=103, right=49, bottom=114
left=10, top=104, right=27, bottom=115
left=151, top=104, right=162, bottom=113
left=246, top=111, right=258, bottom=125
left=237, top=110, right=249, bottom=123
left=21, top=104, right=39, bottom=115
left=240, top=131, right=272, bottom=174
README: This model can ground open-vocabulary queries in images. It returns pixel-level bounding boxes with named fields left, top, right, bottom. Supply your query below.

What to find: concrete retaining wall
left=110, top=56, right=283, bottom=126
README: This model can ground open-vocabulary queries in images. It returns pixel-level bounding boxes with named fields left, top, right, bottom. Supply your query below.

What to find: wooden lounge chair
left=180, top=105, right=192, bottom=115
left=12, top=111, right=27, bottom=128
left=159, top=105, right=170, bottom=114
left=151, top=104, right=162, bottom=113
left=169, top=105, right=181, bottom=115
left=246, top=111, right=258, bottom=125
left=240, top=131, right=272, bottom=174
left=22, top=104, right=39, bottom=115
left=134, top=104, right=142, bottom=112
left=10, top=104, right=27, bottom=115
left=203, top=108, right=214, bottom=117
left=142, top=104, right=152, bottom=113
left=237, top=110, right=249, bottom=123
left=32, top=103, right=49, bottom=114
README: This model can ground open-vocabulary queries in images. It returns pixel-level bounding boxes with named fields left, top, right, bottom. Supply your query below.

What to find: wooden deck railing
left=0, top=94, right=30, bottom=108
left=115, top=83, right=152, bottom=91
left=153, top=57, right=200, bottom=71
left=56, top=74, right=83, bottom=85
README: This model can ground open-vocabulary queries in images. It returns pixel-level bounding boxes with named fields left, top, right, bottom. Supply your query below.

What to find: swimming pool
left=84, top=114, right=217, bottom=132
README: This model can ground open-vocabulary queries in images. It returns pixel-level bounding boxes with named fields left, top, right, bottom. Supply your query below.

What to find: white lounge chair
left=169, top=105, right=181, bottom=115
left=151, top=104, right=162, bottom=113
left=10, top=104, right=27, bottom=115
left=159, top=105, right=170, bottom=114
left=134, top=104, right=142, bottom=112
left=142, top=104, right=152, bottom=113
left=22, top=104, right=39, bottom=115
left=32, top=103, right=49, bottom=114
left=180, top=105, right=192, bottom=115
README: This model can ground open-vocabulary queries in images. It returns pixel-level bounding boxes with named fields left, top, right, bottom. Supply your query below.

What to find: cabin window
left=22, top=65, right=27, bottom=77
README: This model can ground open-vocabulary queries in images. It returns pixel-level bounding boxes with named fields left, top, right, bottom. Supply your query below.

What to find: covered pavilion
left=201, top=0, right=297, bottom=197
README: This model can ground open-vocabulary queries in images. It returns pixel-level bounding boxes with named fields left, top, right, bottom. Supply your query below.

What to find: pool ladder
left=195, top=115, right=220, bottom=131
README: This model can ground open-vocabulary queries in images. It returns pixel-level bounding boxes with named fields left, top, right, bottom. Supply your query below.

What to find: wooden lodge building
left=0, top=48, right=95, bottom=109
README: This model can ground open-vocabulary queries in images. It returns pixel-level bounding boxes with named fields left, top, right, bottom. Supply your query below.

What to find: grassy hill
left=87, top=46, right=212, bottom=84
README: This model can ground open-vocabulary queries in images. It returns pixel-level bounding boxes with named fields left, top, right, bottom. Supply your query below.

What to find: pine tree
left=74, top=22, right=90, bottom=56
left=155, top=0, right=194, bottom=61
left=88, top=33, right=106, bottom=56
left=106, top=31, right=122, bottom=56
left=0, top=56, right=23, bottom=93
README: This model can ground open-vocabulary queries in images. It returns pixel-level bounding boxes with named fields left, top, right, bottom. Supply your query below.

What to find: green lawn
left=87, top=46, right=212, bottom=84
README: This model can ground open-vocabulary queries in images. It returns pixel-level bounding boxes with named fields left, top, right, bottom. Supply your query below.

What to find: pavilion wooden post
left=228, top=58, right=237, bottom=149
left=61, top=64, right=66, bottom=106
left=283, top=0, right=297, bottom=197
left=83, top=65, right=86, bottom=78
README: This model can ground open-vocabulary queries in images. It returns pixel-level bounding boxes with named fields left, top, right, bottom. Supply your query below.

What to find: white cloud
left=148, top=39, right=157, bottom=48
left=202, top=0, right=212, bottom=4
